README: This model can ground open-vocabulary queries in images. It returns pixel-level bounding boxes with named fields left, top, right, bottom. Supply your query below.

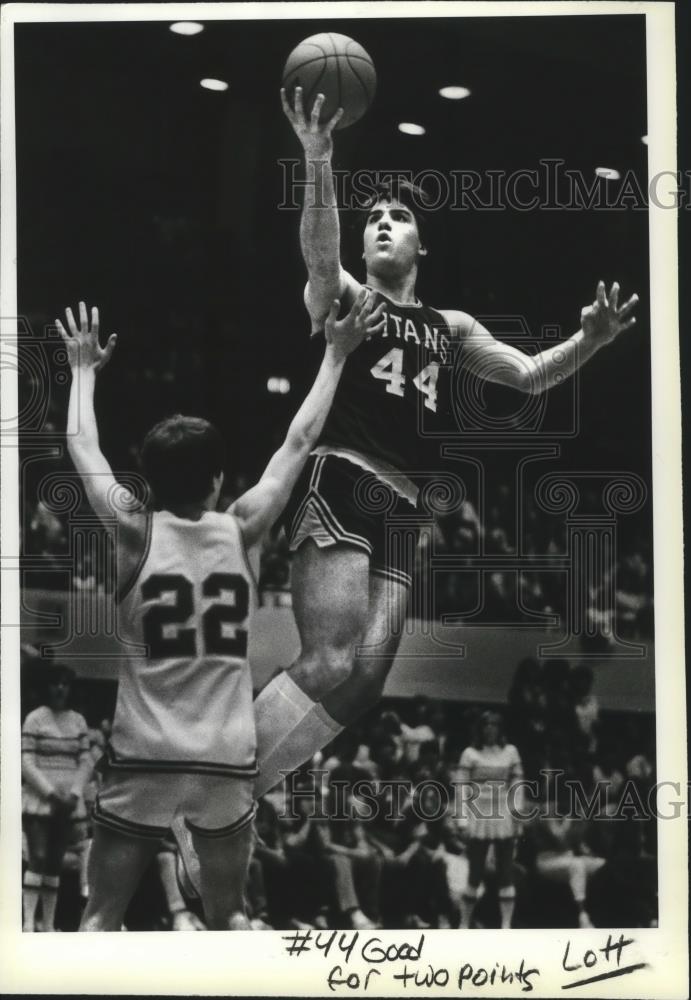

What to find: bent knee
left=294, top=645, right=356, bottom=696
left=349, top=657, right=392, bottom=704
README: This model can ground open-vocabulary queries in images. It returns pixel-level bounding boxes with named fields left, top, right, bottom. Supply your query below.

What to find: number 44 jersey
left=112, top=510, right=258, bottom=777
left=315, top=289, right=459, bottom=478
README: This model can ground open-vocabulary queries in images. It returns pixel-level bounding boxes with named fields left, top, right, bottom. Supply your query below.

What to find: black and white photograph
left=0, top=2, right=685, bottom=996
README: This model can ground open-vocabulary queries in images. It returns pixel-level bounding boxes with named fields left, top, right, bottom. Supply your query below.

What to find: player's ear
left=418, top=244, right=428, bottom=258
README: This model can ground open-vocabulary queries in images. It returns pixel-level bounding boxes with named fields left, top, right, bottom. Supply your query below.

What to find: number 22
left=141, top=572, right=249, bottom=659
left=370, top=347, right=439, bottom=412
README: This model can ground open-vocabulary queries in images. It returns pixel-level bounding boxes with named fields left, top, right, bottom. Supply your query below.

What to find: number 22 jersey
left=111, top=510, right=258, bottom=778
left=314, top=289, right=459, bottom=482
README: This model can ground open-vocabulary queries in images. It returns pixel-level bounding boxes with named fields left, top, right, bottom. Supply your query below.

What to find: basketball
left=282, top=32, right=376, bottom=130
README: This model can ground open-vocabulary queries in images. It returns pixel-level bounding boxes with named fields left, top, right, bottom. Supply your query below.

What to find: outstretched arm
left=232, top=291, right=385, bottom=548
left=57, top=302, right=143, bottom=530
left=444, top=281, right=638, bottom=395
left=281, top=87, right=361, bottom=330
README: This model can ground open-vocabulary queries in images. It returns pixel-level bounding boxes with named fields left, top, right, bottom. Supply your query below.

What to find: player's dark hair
left=360, top=178, right=431, bottom=248
left=473, top=709, right=507, bottom=749
left=140, top=415, right=225, bottom=507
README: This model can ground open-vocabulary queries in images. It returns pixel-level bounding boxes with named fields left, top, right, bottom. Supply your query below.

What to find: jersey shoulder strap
left=117, top=511, right=153, bottom=603
left=205, top=511, right=260, bottom=594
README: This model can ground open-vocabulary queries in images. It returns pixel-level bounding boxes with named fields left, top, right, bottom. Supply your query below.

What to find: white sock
left=498, top=889, right=516, bottom=930
left=255, top=699, right=343, bottom=799
left=80, top=839, right=92, bottom=899
left=255, top=670, right=316, bottom=767
left=23, top=870, right=42, bottom=930
left=459, top=888, right=477, bottom=929
left=41, top=875, right=60, bottom=931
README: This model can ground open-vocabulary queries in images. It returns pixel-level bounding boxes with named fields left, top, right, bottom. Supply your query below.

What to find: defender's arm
left=58, top=303, right=145, bottom=537
left=232, top=292, right=385, bottom=548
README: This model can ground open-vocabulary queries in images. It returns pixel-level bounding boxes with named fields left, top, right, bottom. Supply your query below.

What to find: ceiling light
left=170, top=22, right=204, bottom=35
left=267, top=377, right=290, bottom=394
left=439, top=86, right=471, bottom=100
left=595, top=167, right=620, bottom=180
left=398, top=122, right=426, bottom=136
left=200, top=78, right=229, bottom=92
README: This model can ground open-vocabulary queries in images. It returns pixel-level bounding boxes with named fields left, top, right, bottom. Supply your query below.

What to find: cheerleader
left=21, top=666, right=92, bottom=930
left=458, top=710, right=524, bottom=929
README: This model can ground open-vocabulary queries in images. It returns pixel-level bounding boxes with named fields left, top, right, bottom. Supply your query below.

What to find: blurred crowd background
left=21, top=648, right=657, bottom=932
left=21, top=442, right=654, bottom=641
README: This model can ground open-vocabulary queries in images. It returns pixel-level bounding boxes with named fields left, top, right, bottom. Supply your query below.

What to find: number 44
left=370, top=347, right=439, bottom=412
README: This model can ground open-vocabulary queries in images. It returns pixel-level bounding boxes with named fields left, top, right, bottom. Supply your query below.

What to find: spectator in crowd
left=390, top=775, right=461, bottom=928
left=321, top=783, right=381, bottom=929
left=486, top=502, right=512, bottom=555
left=616, top=551, right=653, bottom=638
left=369, top=708, right=405, bottom=768
left=26, top=500, right=67, bottom=556
left=528, top=789, right=606, bottom=929
left=23, top=499, right=69, bottom=589
left=259, top=532, right=293, bottom=606
left=281, top=782, right=374, bottom=929
left=79, top=718, right=110, bottom=907
left=155, top=840, right=206, bottom=930
left=542, top=659, right=575, bottom=736
left=585, top=818, right=658, bottom=929
left=507, top=658, right=547, bottom=782
left=327, top=732, right=379, bottom=786
left=428, top=703, right=451, bottom=761
left=244, top=851, right=275, bottom=930
left=584, top=567, right=616, bottom=650
left=400, top=696, right=436, bottom=765
left=73, top=549, right=103, bottom=593
left=21, top=665, right=94, bottom=930
left=457, top=710, right=524, bottom=929
left=568, top=665, right=600, bottom=758
left=250, top=796, right=291, bottom=928
left=592, top=746, right=626, bottom=817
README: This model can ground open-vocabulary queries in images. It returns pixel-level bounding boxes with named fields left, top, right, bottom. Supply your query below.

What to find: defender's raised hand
left=580, top=281, right=638, bottom=346
left=56, top=302, right=117, bottom=371
left=325, top=289, right=386, bottom=363
left=280, top=86, right=344, bottom=158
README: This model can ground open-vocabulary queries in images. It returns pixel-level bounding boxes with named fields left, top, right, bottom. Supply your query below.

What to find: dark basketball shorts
left=281, top=453, right=420, bottom=589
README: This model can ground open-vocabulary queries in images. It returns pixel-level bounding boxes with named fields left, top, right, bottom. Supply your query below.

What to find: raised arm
left=57, top=302, right=144, bottom=539
left=232, top=291, right=385, bottom=548
left=444, top=281, right=638, bottom=395
left=281, top=87, right=361, bottom=330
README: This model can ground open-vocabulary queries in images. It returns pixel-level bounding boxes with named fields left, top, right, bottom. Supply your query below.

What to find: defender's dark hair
left=360, top=178, right=431, bottom=248
left=140, top=415, right=225, bottom=506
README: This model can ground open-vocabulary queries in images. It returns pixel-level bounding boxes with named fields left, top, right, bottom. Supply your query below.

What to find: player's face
left=363, top=198, right=424, bottom=275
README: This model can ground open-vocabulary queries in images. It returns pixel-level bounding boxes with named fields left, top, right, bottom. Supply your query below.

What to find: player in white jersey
left=56, top=293, right=384, bottom=930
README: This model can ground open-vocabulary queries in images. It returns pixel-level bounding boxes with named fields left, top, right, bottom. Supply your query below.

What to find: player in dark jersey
left=251, top=86, right=639, bottom=799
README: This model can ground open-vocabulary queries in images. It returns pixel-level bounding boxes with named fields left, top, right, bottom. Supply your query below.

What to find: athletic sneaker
left=172, top=908, right=206, bottom=931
